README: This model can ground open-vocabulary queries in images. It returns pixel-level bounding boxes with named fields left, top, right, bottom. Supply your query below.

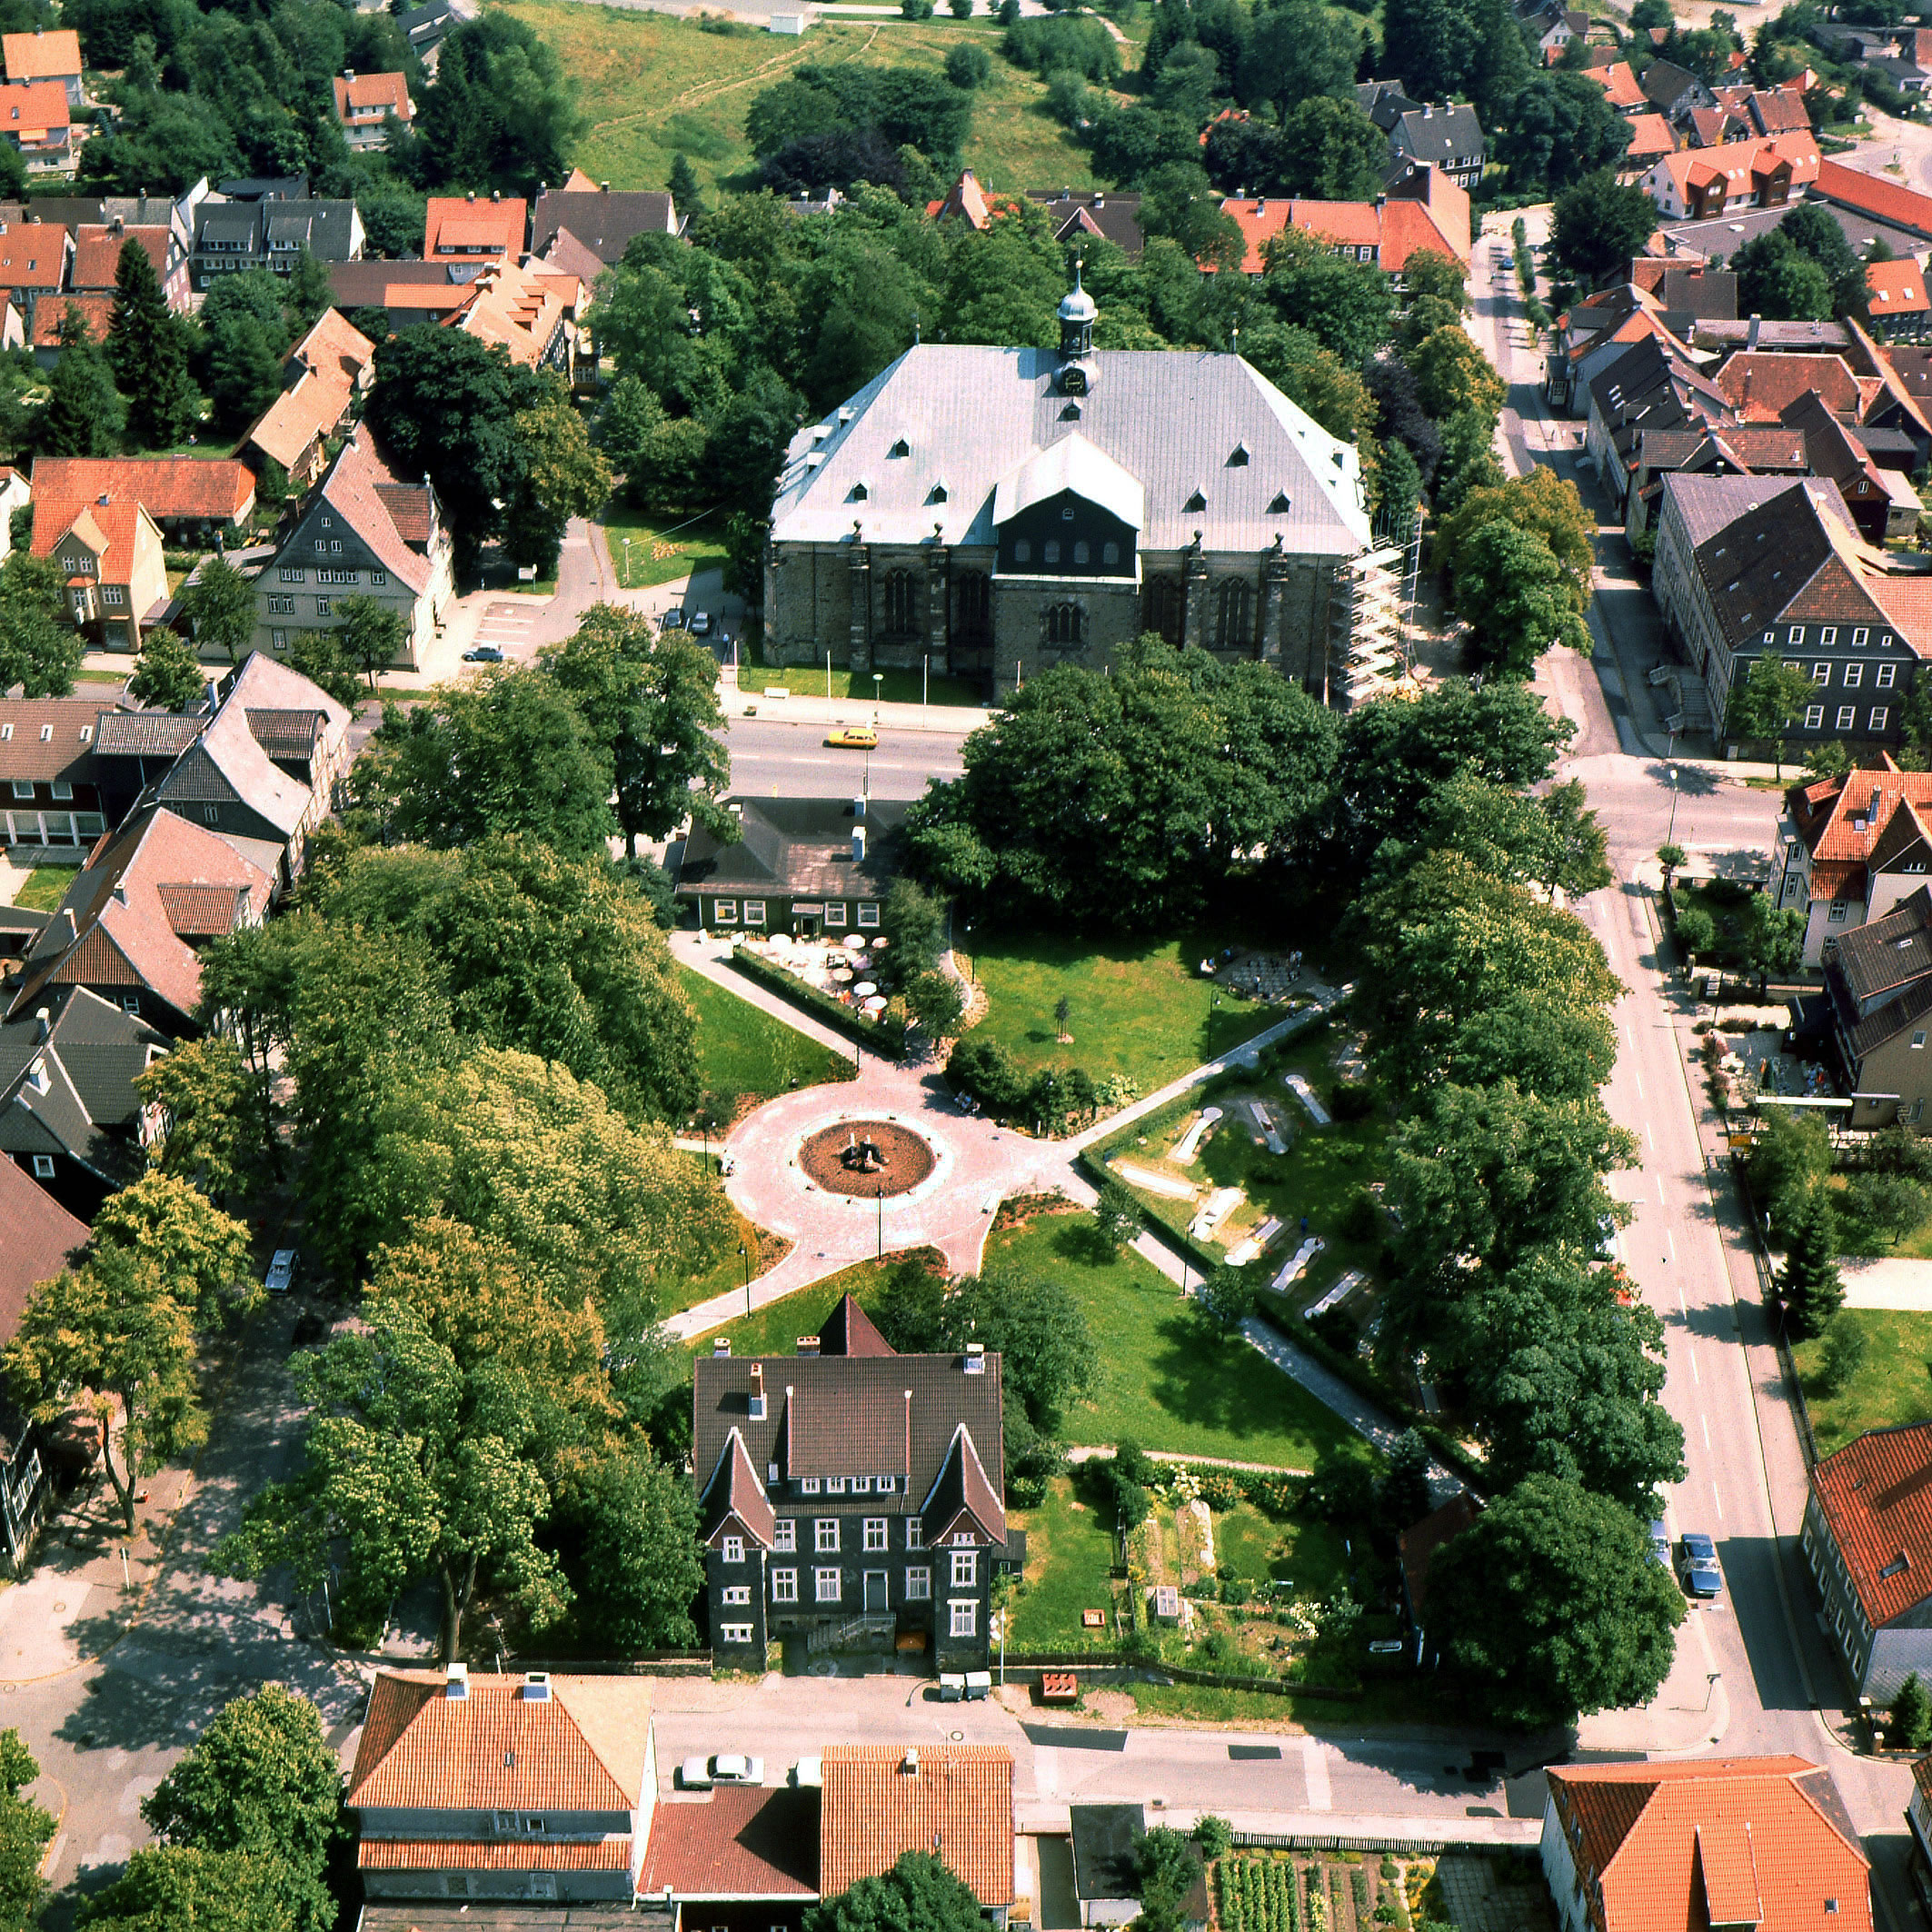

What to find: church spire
left=1058, top=257, right=1097, bottom=359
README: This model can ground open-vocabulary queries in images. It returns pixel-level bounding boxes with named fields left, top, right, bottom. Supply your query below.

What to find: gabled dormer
left=697, top=1426, right=776, bottom=1552
left=921, top=1421, right=1006, bottom=1549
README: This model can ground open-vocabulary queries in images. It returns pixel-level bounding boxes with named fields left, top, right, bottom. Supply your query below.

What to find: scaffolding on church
left=1328, top=540, right=1406, bottom=707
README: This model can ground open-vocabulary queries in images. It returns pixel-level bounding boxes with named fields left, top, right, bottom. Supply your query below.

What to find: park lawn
left=601, top=508, right=732, bottom=593
left=1004, top=1472, right=1120, bottom=1648
left=497, top=0, right=1097, bottom=196
left=9, top=866, right=76, bottom=911
left=681, top=965, right=852, bottom=1123
left=987, top=1211, right=1372, bottom=1473
left=742, top=660, right=986, bottom=708
left=1788, top=1310, right=1932, bottom=1456
left=683, top=1254, right=912, bottom=1361
left=968, top=933, right=1274, bottom=1088
left=659, top=1203, right=783, bottom=1319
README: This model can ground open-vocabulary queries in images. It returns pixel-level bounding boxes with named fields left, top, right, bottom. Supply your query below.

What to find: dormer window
left=848, top=482, right=869, bottom=503
left=888, top=438, right=910, bottom=457
left=928, top=483, right=948, bottom=503
left=1184, top=490, right=1207, bottom=513
left=1060, top=402, right=1081, bottom=421
left=1268, top=493, right=1290, bottom=513
left=1228, top=443, right=1250, bottom=467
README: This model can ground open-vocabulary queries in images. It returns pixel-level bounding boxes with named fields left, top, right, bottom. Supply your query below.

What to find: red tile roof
left=1, top=29, right=78, bottom=80
left=71, top=224, right=169, bottom=293
left=1869, top=257, right=1931, bottom=318
left=820, top=1748, right=1014, bottom=1907
left=1816, top=157, right=1932, bottom=238
left=333, top=71, right=412, bottom=123
left=0, top=80, right=67, bottom=142
left=358, top=1838, right=631, bottom=1871
left=1715, top=352, right=1865, bottom=421
left=1595, top=59, right=1646, bottom=109
left=1788, top=763, right=1932, bottom=901
left=1545, top=1758, right=1870, bottom=1932
left=0, top=224, right=66, bottom=288
left=1623, top=114, right=1678, bottom=161
left=243, top=307, right=373, bottom=473
left=33, top=455, right=254, bottom=524
left=640, top=1788, right=820, bottom=1899
left=31, top=494, right=158, bottom=596
left=1812, top=1422, right=1932, bottom=1625
left=309, top=427, right=441, bottom=594
left=423, top=194, right=525, bottom=258
left=29, top=294, right=109, bottom=349
left=347, top=1670, right=654, bottom=1813
left=0, top=1150, right=85, bottom=1335
left=1215, top=190, right=1468, bottom=275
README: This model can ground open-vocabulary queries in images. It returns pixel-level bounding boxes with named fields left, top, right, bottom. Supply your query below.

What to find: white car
left=264, top=1250, right=298, bottom=1296
left=678, top=1757, right=713, bottom=1789
left=710, top=1753, right=763, bottom=1784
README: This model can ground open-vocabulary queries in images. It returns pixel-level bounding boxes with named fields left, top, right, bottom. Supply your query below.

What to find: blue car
left=1678, top=1531, right=1724, bottom=1599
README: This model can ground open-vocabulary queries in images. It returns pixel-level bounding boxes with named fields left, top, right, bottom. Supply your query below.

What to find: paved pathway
left=1837, top=1257, right=1932, bottom=1310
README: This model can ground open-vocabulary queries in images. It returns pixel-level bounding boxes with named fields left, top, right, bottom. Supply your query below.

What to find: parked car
left=661, top=606, right=685, bottom=632
left=1678, top=1531, right=1724, bottom=1599
left=688, top=611, right=712, bottom=636
left=463, top=645, right=504, bottom=663
left=1648, top=1519, right=1671, bottom=1569
left=710, top=1754, right=763, bottom=1784
left=677, top=1758, right=712, bottom=1790
left=825, top=726, right=879, bottom=749
left=264, top=1250, right=298, bottom=1296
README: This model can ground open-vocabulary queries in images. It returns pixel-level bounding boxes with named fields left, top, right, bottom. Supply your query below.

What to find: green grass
left=966, top=934, right=1276, bottom=1088
left=681, top=965, right=852, bottom=1123
left=1005, top=1473, right=1120, bottom=1648
left=742, top=660, right=987, bottom=708
left=1789, top=1310, right=1932, bottom=1457
left=71, top=666, right=128, bottom=684
left=497, top=0, right=1100, bottom=195
left=9, top=866, right=77, bottom=911
left=603, top=507, right=731, bottom=592
left=685, top=1255, right=911, bottom=1360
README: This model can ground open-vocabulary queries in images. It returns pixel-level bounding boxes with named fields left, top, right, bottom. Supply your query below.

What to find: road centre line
left=1712, top=1480, right=1723, bottom=1521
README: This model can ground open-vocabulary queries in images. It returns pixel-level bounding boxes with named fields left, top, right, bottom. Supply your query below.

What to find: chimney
left=1748, top=312, right=1762, bottom=347
left=796, top=1336, right=821, bottom=1355
left=444, top=1662, right=469, bottom=1698
left=110, top=213, right=122, bottom=234
left=749, top=1362, right=767, bottom=1420
left=492, top=188, right=501, bottom=202
left=712, top=1336, right=732, bottom=1357
left=901, top=1748, right=920, bottom=1774
left=466, top=189, right=476, bottom=202
left=112, top=883, right=125, bottom=905
left=964, top=1342, right=986, bottom=1375
left=601, top=180, right=611, bottom=193
left=520, top=1671, right=552, bottom=1701
left=58, top=908, right=75, bottom=944
left=853, top=824, right=867, bottom=862
left=34, top=1007, right=48, bottom=1041
left=344, top=67, right=354, bottom=79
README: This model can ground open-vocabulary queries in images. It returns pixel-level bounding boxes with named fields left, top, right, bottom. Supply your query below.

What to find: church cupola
left=1056, top=261, right=1098, bottom=394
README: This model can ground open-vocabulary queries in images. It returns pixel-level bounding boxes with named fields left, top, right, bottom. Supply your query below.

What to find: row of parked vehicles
left=1652, top=1518, right=1725, bottom=1600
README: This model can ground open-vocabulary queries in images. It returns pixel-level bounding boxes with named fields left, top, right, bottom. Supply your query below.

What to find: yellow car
left=825, top=726, right=879, bottom=749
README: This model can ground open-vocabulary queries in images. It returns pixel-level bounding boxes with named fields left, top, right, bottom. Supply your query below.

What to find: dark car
left=1678, top=1531, right=1723, bottom=1599
left=463, top=644, right=504, bottom=663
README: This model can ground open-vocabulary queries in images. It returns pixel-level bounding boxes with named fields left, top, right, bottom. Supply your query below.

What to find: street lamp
left=876, top=1183, right=884, bottom=1260
left=1666, top=763, right=1681, bottom=849
left=739, top=1240, right=750, bottom=1316
left=922, top=652, right=930, bottom=708
left=622, top=536, right=632, bottom=588
left=872, top=671, right=883, bottom=722
left=963, top=921, right=973, bottom=985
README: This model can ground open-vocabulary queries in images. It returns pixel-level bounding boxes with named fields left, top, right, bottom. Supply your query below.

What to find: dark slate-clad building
left=765, top=273, right=1397, bottom=706
left=692, top=1295, right=1017, bottom=1669
left=674, top=797, right=904, bottom=939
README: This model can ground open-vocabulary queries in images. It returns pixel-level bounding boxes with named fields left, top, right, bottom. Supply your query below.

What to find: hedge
left=730, top=946, right=907, bottom=1060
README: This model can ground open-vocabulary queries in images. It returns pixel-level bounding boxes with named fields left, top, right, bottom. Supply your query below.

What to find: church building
left=763, top=273, right=1403, bottom=704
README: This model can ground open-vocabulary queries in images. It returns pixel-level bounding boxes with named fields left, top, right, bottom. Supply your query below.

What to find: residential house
left=1355, top=80, right=1424, bottom=129
left=1025, top=189, right=1145, bottom=259
left=1806, top=1422, right=1932, bottom=1697
left=1779, top=389, right=1923, bottom=543
left=1867, top=256, right=1932, bottom=343
left=1639, top=57, right=1717, bottom=122
left=253, top=426, right=453, bottom=671
left=1546, top=267, right=1735, bottom=408
left=1618, top=113, right=1677, bottom=178
left=347, top=1665, right=657, bottom=1906
left=68, top=219, right=186, bottom=306
left=1591, top=59, right=1648, bottom=112
left=239, top=307, right=375, bottom=486
left=1681, top=101, right=1752, bottom=148
left=26, top=294, right=107, bottom=364
left=1652, top=473, right=1930, bottom=757
left=324, top=258, right=485, bottom=333
left=0, top=30, right=81, bottom=105
left=930, top=167, right=995, bottom=230
left=1638, top=131, right=1819, bottom=220
left=149, top=652, right=351, bottom=881
left=0, top=81, right=70, bottom=175
left=1657, top=201, right=1927, bottom=276
left=1814, top=158, right=1932, bottom=247
left=1387, top=102, right=1485, bottom=191
left=191, top=196, right=363, bottom=289
left=1843, top=315, right=1932, bottom=471
left=396, top=0, right=476, bottom=74
left=332, top=70, right=413, bottom=152
left=446, top=256, right=580, bottom=373
left=691, top=1294, right=1019, bottom=1668
left=1777, top=760, right=1932, bottom=961
left=530, top=182, right=682, bottom=264
left=6, top=802, right=276, bottom=1036
left=0, top=985, right=169, bottom=1216
left=1625, top=426, right=1806, bottom=542
left=423, top=192, right=526, bottom=261
left=14, top=188, right=202, bottom=298
left=1069, top=1807, right=1205, bottom=1931
left=639, top=1786, right=817, bottom=1932
left=1712, top=348, right=1867, bottom=423
left=89, top=708, right=209, bottom=826
left=214, top=174, right=308, bottom=202
left=676, top=798, right=904, bottom=938
left=0, top=1152, right=83, bottom=1568
left=32, top=455, right=254, bottom=547
left=1714, top=82, right=1813, bottom=137
left=0, top=220, right=70, bottom=308
left=1583, top=333, right=1734, bottom=512
left=1540, top=1758, right=1870, bottom=1932
left=1513, top=0, right=1588, bottom=64
left=33, top=490, right=169, bottom=649
left=1820, top=884, right=1932, bottom=1129
left=0, top=696, right=111, bottom=853
left=1218, top=174, right=1471, bottom=277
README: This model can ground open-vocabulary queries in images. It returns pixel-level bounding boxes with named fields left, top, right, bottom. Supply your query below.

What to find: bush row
left=729, top=947, right=905, bottom=1060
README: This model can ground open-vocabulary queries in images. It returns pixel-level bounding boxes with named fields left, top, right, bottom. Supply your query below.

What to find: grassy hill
left=493, top=0, right=1104, bottom=196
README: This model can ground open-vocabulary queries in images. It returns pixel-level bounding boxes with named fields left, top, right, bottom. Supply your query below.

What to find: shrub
left=1338, top=1188, right=1381, bottom=1243
left=1893, top=1671, right=1932, bottom=1749
left=1675, top=904, right=1718, bottom=955
left=1196, top=1816, right=1233, bottom=1859
left=1330, top=1082, right=1377, bottom=1122
left=948, top=1035, right=1028, bottom=1113
left=1815, top=1310, right=1869, bottom=1395
left=1002, top=11, right=1120, bottom=80
left=945, top=39, right=991, bottom=83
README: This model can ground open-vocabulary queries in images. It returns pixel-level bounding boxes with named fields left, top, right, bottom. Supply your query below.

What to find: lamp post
left=739, top=1240, right=750, bottom=1316
left=963, top=921, right=973, bottom=985
left=872, top=671, right=883, bottom=723
left=876, top=1183, right=884, bottom=1260
left=922, top=653, right=930, bottom=708
left=1666, top=762, right=1681, bottom=850
left=622, top=536, right=632, bottom=588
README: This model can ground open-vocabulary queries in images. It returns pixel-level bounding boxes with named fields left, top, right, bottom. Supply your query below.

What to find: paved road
left=723, top=716, right=967, bottom=801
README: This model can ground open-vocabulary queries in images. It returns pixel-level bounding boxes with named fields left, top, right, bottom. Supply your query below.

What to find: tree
left=1724, top=652, right=1815, bottom=777
left=1093, top=1179, right=1140, bottom=1252
left=284, top=631, right=365, bottom=713
left=541, top=605, right=731, bottom=856
left=505, top=390, right=612, bottom=575
left=107, top=236, right=197, bottom=448
left=0, top=1731, right=53, bottom=1932
left=668, top=150, right=706, bottom=214
left=198, top=270, right=295, bottom=428
left=1388, top=770, right=1609, bottom=899
left=413, top=15, right=586, bottom=195
left=1380, top=0, right=1473, bottom=101
left=143, top=1685, right=343, bottom=1932
left=1196, top=1263, right=1256, bottom=1335
left=1260, top=226, right=1395, bottom=365
left=76, top=1847, right=298, bottom=1932
left=41, top=304, right=125, bottom=455
left=1816, top=1310, right=1869, bottom=1396
left=1137, top=1829, right=1206, bottom=1932
left=213, top=1299, right=570, bottom=1658
left=5, top=1245, right=204, bottom=1534
left=128, top=631, right=208, bottom=711
left=1657, top=842, right=1686, bottom=885
left=1893, top=1671, right=1932, bottom=1750
left=1496, top=70, right=1635, bottom=195
left=1238, top=0, right=1359, bottom=117
left=136, top=1036, right=253, bottom=1204
left=331, top=593, right=407, bottom=690
left=1450, top=520, right=1590, bottom=676
left=1428, top=1475, right=1684, bottom=1728
left=1408, top=324, right=1507, bottom=426
left=565, top=1444, right=703, bottom=1651
left=182, top=556, right=257, bottom=666
left=1729, top=230, right=1832, bottom=323
left=806, top=1852, right=986, bottom=1932
left=1271, top=96, right=1389, bottom=202
left=361, top=671, right=614, bottom=859
left=1737, top=891, right=1805, bottom=985
left=881, top=877, right=947, bottom=973
left=944, top=41, right=991, bottom=88
left=906, top=969, right=966, bottom=1040
left=1779, top=1190, right=1844, bottom=1339
left=1551, top=171, right=1661, bottom=287
left=0, top=553, right=82, bottom=698
left=90, top=1172, right=256, bottom=1329
left=1433, top=466, right=1594, bottom=616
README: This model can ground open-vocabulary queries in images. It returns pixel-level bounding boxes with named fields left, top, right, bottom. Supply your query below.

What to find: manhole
left=950, top=1730, right=964, bottom=1741
left=51, top=1603, right=64, bottom=1613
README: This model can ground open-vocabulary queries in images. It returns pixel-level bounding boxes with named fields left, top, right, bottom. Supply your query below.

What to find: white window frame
left=1805, top=705, right=1826, bottom=730
left=825, top=902, right=848, bottom=926
left=1879, top=662, right=1898, bottom=689
left=876, top=1475, right=896, bottom=1492
left=864, top=1518, right=888, bottom=1552
left=720, top=1622, right=754, bottom=1644
left=742, top=900, right=766, bottom=926
left=772, top=1567, right=798, bottom=1602
left=1790, top=625, right=1805, bottom=644
left=722, top=1534, right=744, bottom=1564
left=1854, top=627, right=1870, bottom=646
left=1821, top=627, right=1838, bottom=645
left=315, top=598, right=331, bottom=617
left=906, top=1566, right=931, bottom=1600
left=906, top=1518, right=923, bottom=1549
left=722, top=1585, right=752, bottom=1606
left=1873, top=708, right=1891, bottom=732
left=825, top=1476, right=846, bottom=1494
left=8, top=781, right=29, bottom=799
left=773, top=1519, right=796, bottom=1552
left=1912, top=1031, right=1926, bottom=1050
left=857, top=902, right=881, bottom=928
left=30, top=1155, right=54, bottom=1179
left=1845, top=663, right=1864, bottom=688
left=1837, top=705, right=1857, bottom=732
left=1812, top=662, right=1832, bottom=684
left=800, top=1477, right=820, bottom=1495
left=50, top=782, right=71, bottom=801
left=851, top=1476, right=870, bottom=1493
left=815, top=1567, right=842, bottom=1603
left=271, top=629, right=287, bottom=648
left=951, top=1549, right=978, bottom=1589
left=712, top=899, right=737, bottom=925
left=949, top=1599, right=977, bottom=1638
left=815, top=1519, right=839, bottom=1553
left=102, top=585, right=123, bottom=607
left=371, top=569, right=386, bottom=586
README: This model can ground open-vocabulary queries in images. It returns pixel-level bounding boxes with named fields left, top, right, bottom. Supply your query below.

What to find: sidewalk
left=726, top=672, right=993, bottom=739
left=1837, top=1257, right=1932, bottom=1310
